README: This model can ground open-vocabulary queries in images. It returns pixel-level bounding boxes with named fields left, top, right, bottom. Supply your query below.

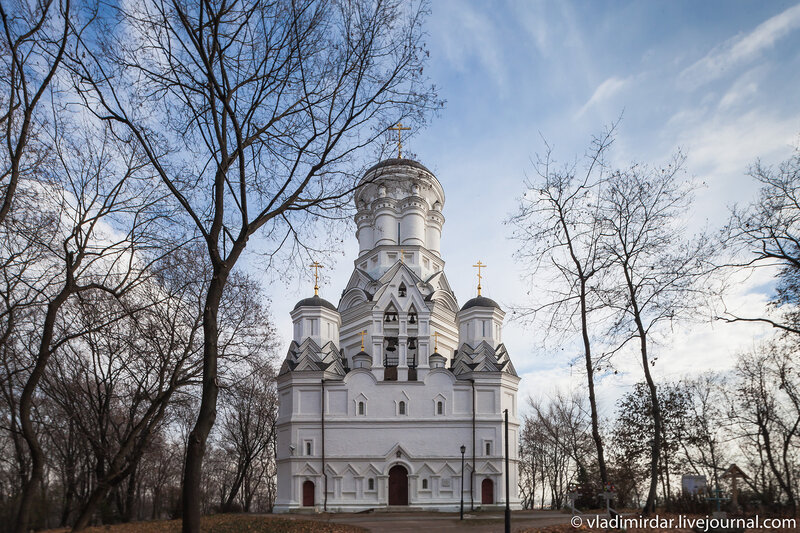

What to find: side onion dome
left=428, top=351, right=447, bottom=368
left=293, top=294, right=337, bottom=311
left=460, top=295, right=502, bottom=311
left=352, top=349, right=373, bottom=369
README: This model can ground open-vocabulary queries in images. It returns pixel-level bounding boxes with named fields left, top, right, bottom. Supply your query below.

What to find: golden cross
left=473, top=261, right=487, bottom=296
left=309, top=261, right=323, bottom=296
left=358, top=330, right=368, bottom=351
left=399, top=248, right=405, bottom=264
left=388, top=122, right=411, bottom=159
left=433, top=331, right=440, bottom=352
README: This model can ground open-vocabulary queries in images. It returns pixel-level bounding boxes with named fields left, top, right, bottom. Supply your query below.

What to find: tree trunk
left=579, top=278, right=608, bottom=485
left=182, top=267, right=227, bottom=532
left=15, top=290, right=69, bottom=533
left=624, top=268, right=661, bottom=515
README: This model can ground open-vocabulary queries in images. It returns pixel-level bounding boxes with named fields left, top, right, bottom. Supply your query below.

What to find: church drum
left=388, top=465, right=409, bottom=506
left=481, top=478, right=494, bottom=505
left=302, top=480, right=315, bottom=507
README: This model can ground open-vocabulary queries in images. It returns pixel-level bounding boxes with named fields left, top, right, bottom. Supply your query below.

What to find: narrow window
left=358, top=401, right=365, bottom=415
left=485, top=442, right=491, bottom=456
left=422, top=478, right=428, bottom=490
left=482, top=320, right=487, bottom=336
left=399, top=401, right=406, bottom=415
left=368, top=478, right=375, bottom=491
left=306, top=442, right=312, bottom=456
left=437, top=401, right=443, bottom=415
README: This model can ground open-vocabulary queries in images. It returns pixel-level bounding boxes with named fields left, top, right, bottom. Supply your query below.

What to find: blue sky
left=265, top=1, right=800, bottom=415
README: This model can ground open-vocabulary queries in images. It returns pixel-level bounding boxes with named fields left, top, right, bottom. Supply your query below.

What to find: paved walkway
left=291, top=509, right=575, bottom=532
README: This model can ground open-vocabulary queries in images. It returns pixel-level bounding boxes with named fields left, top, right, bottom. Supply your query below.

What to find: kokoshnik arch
left=274, top=146, right=521, bottom=512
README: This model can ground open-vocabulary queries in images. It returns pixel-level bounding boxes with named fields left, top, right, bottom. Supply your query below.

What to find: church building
left=274, top=152, right=521, bottom=512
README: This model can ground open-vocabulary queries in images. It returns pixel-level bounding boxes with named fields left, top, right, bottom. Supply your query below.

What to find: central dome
left=364, top=157, right=433, bottom=176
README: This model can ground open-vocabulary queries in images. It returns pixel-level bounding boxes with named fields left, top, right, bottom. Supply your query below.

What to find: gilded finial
left=433, top=331, right=440, bottom=352
left=399, top=248, right=405, bottom=264
left=472, top=261, right=487, bottom=296
left=309, top=261, right=324, bottom=296
left=388, top=122, right=411, bottom=159
left=359, top=330, right=368, bottom=351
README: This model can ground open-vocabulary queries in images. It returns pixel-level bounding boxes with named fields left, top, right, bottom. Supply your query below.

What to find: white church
left=274, top=153, right=521, bottom=512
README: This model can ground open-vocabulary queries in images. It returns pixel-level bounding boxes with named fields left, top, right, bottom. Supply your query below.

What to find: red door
left=481, top=478, right=494, bottom=504
left=302, top=480, right=315, bottom=507
left=388, top=465, right=408, bottom=505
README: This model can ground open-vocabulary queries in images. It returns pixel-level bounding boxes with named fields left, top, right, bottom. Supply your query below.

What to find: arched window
left=398, top=401, right=406, bottom=415
left=422, top=478, right=428, bottom=490
left=358, top=401, right=365, bottom=415
left=306, top=442, right=312, bottom=456
left=368, top=478, right=375, bottom=490
left=437, top=401, right=443, bottom=415
left=398, top=283, right=407, bottom=297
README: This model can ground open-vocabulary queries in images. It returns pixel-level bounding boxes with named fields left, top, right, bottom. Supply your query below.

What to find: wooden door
left=302, top=480, right=315, bottom=507
left=388, top=465, right=408, bottom=505
left=481, top=478, right=494, bottom=504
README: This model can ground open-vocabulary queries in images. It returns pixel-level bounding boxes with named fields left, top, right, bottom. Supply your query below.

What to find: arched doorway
left=388, top=465, right=409, bottom=505
left=302, top=480, right=315, bottom=507
left=481, top=478, right=494, bottom=504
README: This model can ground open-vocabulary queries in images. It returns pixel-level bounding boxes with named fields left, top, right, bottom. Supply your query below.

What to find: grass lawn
left=48, top=514, right=367, bottom=533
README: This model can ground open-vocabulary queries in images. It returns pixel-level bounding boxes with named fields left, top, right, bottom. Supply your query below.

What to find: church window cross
left=388, top=122, right=411, bottom=159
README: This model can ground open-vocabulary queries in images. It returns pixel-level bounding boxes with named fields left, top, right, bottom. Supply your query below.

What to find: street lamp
left=460, top=445, right=466, bottom=520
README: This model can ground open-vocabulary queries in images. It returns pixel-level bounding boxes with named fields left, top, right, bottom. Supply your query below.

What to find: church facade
left=274, top=157, right=520, bottom=512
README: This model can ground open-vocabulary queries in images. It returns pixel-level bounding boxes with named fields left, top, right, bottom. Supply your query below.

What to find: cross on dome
left=309, top=261, right=323, bottom=295
left=388, top=122, right=411, bottom=159
left=472, top=261, right=487, bottom=296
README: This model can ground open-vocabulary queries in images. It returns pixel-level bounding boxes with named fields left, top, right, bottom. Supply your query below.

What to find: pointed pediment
left=436, top=462, right=458, bottom=476
left=477, top=461, right=501, bottom=474
left=297, top=462, right=320, bottom=476
left=385, top=442, right=413, bottom=460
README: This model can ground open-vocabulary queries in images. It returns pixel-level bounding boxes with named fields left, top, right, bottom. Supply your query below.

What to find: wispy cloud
left=435, top=1, right=507, bottom=88
left=680, top=3, right=800, bottom=88
left=576, top=76, right=630, bottom=117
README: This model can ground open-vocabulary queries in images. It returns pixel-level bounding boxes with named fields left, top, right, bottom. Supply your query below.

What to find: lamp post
left=460, top=445, right=466, bottom=520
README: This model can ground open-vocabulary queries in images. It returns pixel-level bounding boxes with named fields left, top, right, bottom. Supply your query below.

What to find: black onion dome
left=293, top=295, right=337, bottom=311
left=355, top=350, right=371, bottom=357
left=460, top=296, right=502, bottom=311
left=365, top=158, right=433, bottom=176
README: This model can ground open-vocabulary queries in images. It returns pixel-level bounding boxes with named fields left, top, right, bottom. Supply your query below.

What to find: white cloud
left=718, top=68, right=762, bottom=110
left=680, top=3, right=800, bottom=88
left=434, top=1, right=507, bottom=88
left=576, top=76, right=630, bottom=117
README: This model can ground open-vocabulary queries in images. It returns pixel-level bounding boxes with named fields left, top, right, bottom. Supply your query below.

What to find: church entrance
left=302, top=480, right=315, bottom=507
left=388, top=465, right=408, bottom=505
left=481, top=478, right=494, bottom=504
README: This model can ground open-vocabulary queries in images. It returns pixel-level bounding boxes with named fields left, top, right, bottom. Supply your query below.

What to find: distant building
left=274, top=157, right=521, bottom=512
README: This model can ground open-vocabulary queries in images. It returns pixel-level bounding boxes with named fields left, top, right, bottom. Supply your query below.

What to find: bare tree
left=218, top=360, right=278, bottom=513
left=681, top=373, right=731, bottom=489
left=0, top=0, right=71, bottom=224
left=69, top=0, right=439, bottom=528
left=520, top=392, right=593, bottom=510
left=719, top=146, right=800, bottom=336
left=509, top=123, right=618, bottom=486
left=11, top=122, right=167, bottom=533
left=599, top=154, right=711, bottom=513
left=732, top=340, right=800, bottom=514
